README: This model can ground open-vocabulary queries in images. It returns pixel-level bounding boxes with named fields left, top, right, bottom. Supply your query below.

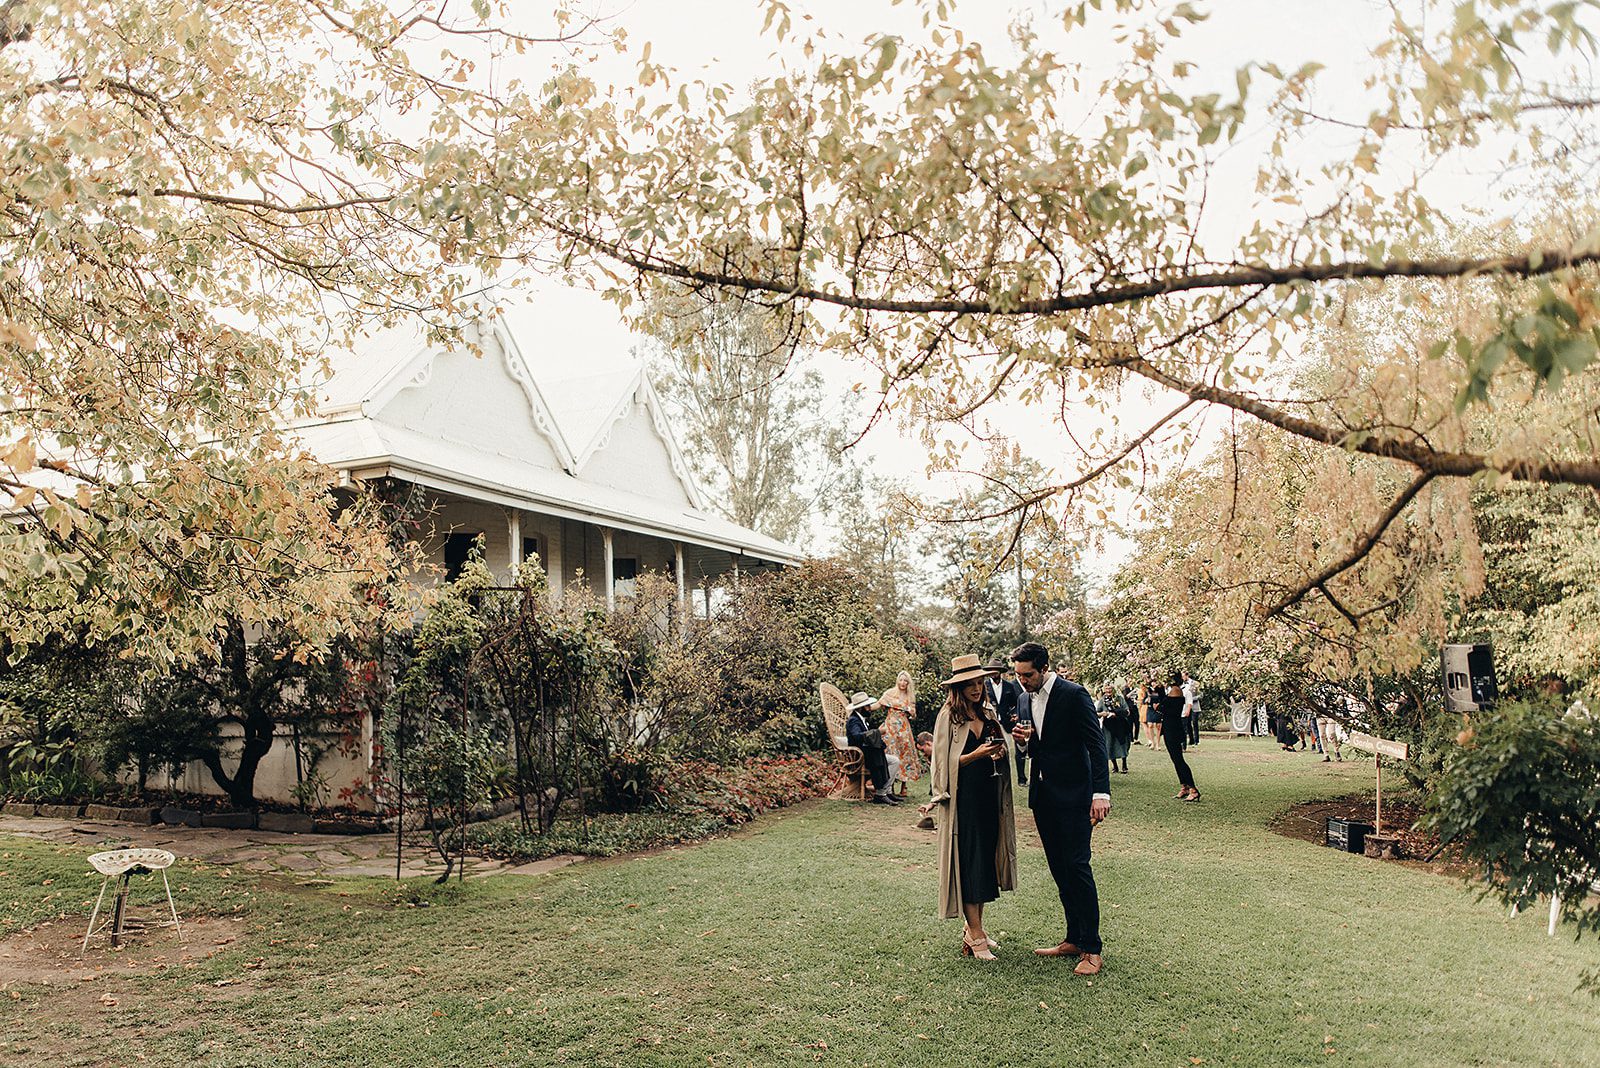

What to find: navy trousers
left=1033, top=802, right=1102, bottom=954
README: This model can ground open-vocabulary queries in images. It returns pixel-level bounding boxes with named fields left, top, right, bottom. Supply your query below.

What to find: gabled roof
left=545, top=365, right=706, bottom=510
left=307, top=318, right=579, bottom=473
left=293, top=313, right=799, bottom=566
left=535, top=366, right=642, bottom=466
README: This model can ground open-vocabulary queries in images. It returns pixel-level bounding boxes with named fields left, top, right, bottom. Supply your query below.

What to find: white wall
left=120, top=722, right=375, bottom=812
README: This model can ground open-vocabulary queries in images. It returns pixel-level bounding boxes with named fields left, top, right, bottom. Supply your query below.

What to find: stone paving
left=0, top=813, right=583, bottom=881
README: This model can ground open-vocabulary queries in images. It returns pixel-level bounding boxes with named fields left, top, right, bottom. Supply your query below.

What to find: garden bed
left=467, top=753, right=838, bottom=862
left=1268, top=791, right=1471, bottom=875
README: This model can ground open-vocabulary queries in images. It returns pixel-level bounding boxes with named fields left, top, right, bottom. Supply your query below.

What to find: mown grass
left=2, top=737, right=1596, bottom=1067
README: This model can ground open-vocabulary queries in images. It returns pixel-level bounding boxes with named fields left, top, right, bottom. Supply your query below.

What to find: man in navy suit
left=983, top=655, right=1027, bottom=785
left=846, top=692, right=902, bottom=805
left=1010, top=641, right=1111, bottom=975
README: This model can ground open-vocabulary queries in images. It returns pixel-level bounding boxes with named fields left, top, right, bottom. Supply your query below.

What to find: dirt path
left=0, top=813, right=582, bottom=881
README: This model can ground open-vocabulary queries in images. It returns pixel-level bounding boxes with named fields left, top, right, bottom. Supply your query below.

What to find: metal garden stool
left=81, top=848, right=183, bottom=953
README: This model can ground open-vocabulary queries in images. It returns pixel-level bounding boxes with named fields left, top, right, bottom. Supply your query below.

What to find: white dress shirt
left=1030, top=674, right=1110, bottom=802
left=1030, top=672, right=1057, bottom=736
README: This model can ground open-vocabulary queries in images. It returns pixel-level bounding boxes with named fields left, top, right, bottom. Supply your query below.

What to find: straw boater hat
left=847, top=692, right=875, bottom=711
left=940, top=654, right=996, bottom=687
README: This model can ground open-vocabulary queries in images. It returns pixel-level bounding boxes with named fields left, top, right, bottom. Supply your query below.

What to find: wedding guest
left=877, top=671, right=923, bottom=796
left=915, top=731, right=937, bottom=828
left=846, top=691, right=902, bottom=805
left=1145, top=676, right=1164, bottom=749
left=1181, top=670, right=1202, bottom=747
left=1097, top=682, right=1134, bottom=774
left=1160, top=672, right=1200, bottom=801
left=1136, top=680, right=1153, bottom=748
left=1316, top=716, right=1343, bottom=762
left=921, top=654, right=1017, bottom=961
left=984, top=655, right=1027, bottom=785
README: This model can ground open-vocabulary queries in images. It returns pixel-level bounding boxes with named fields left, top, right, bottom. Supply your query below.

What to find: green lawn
left=2, top=737, right=1596, bottom=1067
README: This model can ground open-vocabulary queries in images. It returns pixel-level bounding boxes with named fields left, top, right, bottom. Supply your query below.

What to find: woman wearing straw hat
left=921, top=653, right=1018, bottom=960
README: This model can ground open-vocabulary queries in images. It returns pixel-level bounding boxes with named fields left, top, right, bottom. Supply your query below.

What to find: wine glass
left=982, top=719, right=1005, bottom=779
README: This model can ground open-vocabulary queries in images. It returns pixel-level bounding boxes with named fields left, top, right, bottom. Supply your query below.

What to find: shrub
left=0, top=639, right=121, bottom=799
left=657, top=753, right=836, bottom=824
left=739, top=711, right=823, bottom=757
left=595, top=746, right=668, bottom=812
left=710, top=560, right=925, bottom=739
left=1424, top=698, right=1600, bottom=948
left=468, top=809, right=727, bottom=860
left=466, top=753, right=837, bottom=862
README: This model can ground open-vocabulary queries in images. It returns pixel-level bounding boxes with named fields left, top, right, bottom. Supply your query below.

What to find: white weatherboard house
left=295, top=315, right=800, bottom=605
left=162, top=315, right=801, bottom=808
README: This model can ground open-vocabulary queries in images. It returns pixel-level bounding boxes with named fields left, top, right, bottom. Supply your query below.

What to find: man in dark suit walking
left=983, top=655, right=1028, bottom=785
left=1010, top=641, right=1111, bottom=975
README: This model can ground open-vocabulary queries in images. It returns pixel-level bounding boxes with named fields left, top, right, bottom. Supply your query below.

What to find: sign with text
left=1346, top=731, right=1409, bottom=761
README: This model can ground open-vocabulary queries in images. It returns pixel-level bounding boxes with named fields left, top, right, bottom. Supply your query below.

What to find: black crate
left=1326, top=817, right=1374, bottom=854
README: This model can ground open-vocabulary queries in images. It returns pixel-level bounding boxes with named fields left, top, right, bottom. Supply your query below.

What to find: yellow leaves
left=3, top=436, right=36, bottom=473
left=10, top=486, right=36, bottom=510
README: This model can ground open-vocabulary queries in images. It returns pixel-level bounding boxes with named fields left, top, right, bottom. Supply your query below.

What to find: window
left=613, top=556, right=638, bottom=597
left=522, top=536, right=541, bottom=563
left=443, top=532, right=480, bottom=583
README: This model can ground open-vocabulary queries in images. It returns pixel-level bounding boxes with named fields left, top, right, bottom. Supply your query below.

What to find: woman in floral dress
left=877, top=670, right=923, bottom=795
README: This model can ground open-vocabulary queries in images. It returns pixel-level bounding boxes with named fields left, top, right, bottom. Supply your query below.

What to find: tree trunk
left=200, top=707, right=274, bottom=809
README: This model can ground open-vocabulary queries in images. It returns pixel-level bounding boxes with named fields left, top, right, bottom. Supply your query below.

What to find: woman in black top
left=925, top=655, right=1018, bottom=960
left=1161, top=671, right=1200, bottom=801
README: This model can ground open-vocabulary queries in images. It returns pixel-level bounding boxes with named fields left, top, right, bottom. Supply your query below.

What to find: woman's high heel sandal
left=962, top=928, right=997, bottom=961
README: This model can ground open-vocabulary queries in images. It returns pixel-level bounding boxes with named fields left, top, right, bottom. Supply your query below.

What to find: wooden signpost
left=1345, top=731, right=1409, bottom=836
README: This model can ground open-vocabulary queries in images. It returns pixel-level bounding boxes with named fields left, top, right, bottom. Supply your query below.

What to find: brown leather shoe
left=1033, top=941, right=1082, bottom=957
left=1073, top=953, right=1104, bottom=975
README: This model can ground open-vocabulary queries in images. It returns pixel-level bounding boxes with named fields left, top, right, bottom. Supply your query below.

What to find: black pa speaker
left=1441, top=643, right=1498, bottom=713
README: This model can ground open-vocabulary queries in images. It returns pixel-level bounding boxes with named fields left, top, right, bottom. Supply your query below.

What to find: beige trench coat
left=929, top=701, right=1018, bottom=920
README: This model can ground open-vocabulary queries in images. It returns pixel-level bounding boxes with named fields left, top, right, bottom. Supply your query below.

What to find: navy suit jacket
left=846, top=709, right=882, bottom=749
left=988, top=677, right=1024, bottom=728
left=1023, top=677, right=1110, bottom=813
